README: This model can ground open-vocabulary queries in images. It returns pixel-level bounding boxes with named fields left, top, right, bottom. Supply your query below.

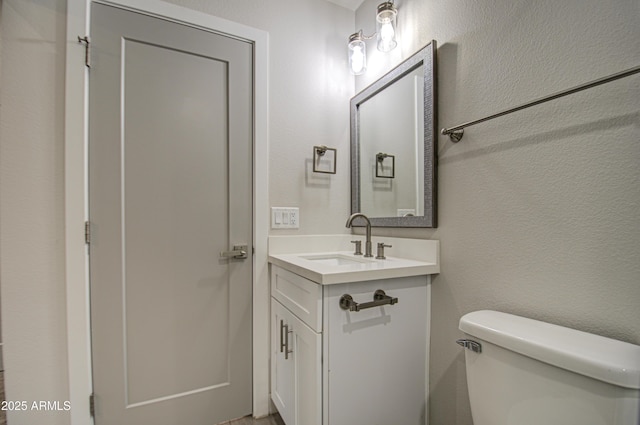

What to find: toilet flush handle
left=456, top=339, right=482, bottom=353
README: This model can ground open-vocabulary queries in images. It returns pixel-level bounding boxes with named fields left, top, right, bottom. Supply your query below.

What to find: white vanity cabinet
left=271, top=299, right=322, bottom=425
left=270, top=264, right=428, bottom=425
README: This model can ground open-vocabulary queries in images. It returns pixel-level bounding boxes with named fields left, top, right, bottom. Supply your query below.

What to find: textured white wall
left=0, top=1, right=70, bottom=424
left=355, top=0, right=640, bottom=424
left=163, top=0, right=355, bottom=236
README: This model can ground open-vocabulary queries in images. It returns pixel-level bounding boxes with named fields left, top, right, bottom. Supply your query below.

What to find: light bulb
left=379, top=21, right=396, bottom=52
left=348, top=34, right=367, bottom=75
left=351, top=46, right=365, bottom=74
left=376, top=2, right=397, bottom=52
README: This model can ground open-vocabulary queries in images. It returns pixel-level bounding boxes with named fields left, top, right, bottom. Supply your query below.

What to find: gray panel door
left=88, top=4, right=252, bottom=424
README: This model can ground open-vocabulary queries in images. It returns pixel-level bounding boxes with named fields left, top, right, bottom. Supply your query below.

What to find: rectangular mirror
left=351, top=41, right=437, bottom=227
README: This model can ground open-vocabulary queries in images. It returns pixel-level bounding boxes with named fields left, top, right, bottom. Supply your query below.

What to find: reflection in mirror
left=351, top=41, right=437, bottom=227
left=359, top=66, right=424, bottom=217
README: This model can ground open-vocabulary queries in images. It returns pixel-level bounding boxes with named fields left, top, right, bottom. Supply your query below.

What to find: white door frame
left=64, top=1, right=270, bottom=423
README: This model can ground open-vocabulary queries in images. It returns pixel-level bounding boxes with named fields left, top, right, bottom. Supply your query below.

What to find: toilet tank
left=459, top=310, right=640, bottom=425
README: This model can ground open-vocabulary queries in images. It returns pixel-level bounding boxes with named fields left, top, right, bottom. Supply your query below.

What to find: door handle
left=219, top=244, right=249, bottom=259
left=339, top=289, right=398, bottom=312
left=279, top=319, right=293, bottom=359
left=279, top=319, right=287, bottom=353
left=284, top=323, right=293, bottom=360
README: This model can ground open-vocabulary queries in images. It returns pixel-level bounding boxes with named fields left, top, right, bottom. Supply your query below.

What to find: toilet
left=458, top=310, right=640, bottom=425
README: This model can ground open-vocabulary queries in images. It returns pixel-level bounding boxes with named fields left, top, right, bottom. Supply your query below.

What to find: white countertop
left=268, top=235, right=440, bottom=285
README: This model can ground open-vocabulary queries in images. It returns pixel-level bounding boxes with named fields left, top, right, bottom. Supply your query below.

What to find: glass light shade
left=376, top=2, right=397, bottom=52
left=348, top=34, right=367, bottom=75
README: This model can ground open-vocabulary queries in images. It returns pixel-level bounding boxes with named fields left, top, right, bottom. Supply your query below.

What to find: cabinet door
left=324, top=277, right=428, bottom=425
left=272, top=299, right=295, bottom=425
left=271, top=299, right=322, bottom=425
left=292, top=309, right=322, bottom=425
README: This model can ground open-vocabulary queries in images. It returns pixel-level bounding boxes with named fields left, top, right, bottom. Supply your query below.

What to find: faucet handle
left=376, top=243, right=392, bottom=260
left=351, top=240, right=363, bottom=256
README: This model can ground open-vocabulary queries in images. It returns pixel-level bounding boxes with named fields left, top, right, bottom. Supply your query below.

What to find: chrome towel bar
left=441, top=65, right=640, bottom=142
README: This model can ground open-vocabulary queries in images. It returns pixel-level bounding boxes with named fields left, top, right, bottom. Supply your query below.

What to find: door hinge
left=77, top=36, right=91, bottom=68
left=85, top=221, right=91, bottom=245
left=89, top=393, right=95, bottom=417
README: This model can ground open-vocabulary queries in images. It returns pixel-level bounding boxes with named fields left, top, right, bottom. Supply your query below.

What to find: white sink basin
left=268, top=250, right=439, bottom=285
left=298, top=254, right=373, bottom=266
left=267, top=236, right=440, bottom=285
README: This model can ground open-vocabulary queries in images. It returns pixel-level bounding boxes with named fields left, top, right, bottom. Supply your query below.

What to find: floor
left=222, top=414, right=284, bottom=425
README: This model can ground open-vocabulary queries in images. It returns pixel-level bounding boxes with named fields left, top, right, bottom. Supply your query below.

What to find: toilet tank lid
left=459, top=310, right=640, bottom=390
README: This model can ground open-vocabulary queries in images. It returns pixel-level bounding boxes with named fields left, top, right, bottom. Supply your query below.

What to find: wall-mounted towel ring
left=313, top=145, right=337, bottom=174
left=376, top=152, right=395, bottom=178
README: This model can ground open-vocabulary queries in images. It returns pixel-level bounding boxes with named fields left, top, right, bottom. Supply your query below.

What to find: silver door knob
left=219, top=244, right=248, bottom=259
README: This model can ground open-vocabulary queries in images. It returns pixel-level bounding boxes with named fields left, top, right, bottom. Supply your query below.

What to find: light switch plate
left=271, top=207, right=300, bottom=229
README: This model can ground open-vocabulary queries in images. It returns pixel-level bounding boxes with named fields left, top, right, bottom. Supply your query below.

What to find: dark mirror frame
left=350, top=41, right=437, bottom=228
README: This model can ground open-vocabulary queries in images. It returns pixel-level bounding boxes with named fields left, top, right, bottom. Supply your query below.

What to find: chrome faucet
left=346, top=213, right=373, bottom=257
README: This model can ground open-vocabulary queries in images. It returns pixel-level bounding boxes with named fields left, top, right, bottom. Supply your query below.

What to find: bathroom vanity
left=268, top=40, right=440, bottom=425
left=268, top=235, right=439, bottom=425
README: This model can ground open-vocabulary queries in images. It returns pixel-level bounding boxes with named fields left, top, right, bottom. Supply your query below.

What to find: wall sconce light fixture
left=348, top=1, right=398, bottom=75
